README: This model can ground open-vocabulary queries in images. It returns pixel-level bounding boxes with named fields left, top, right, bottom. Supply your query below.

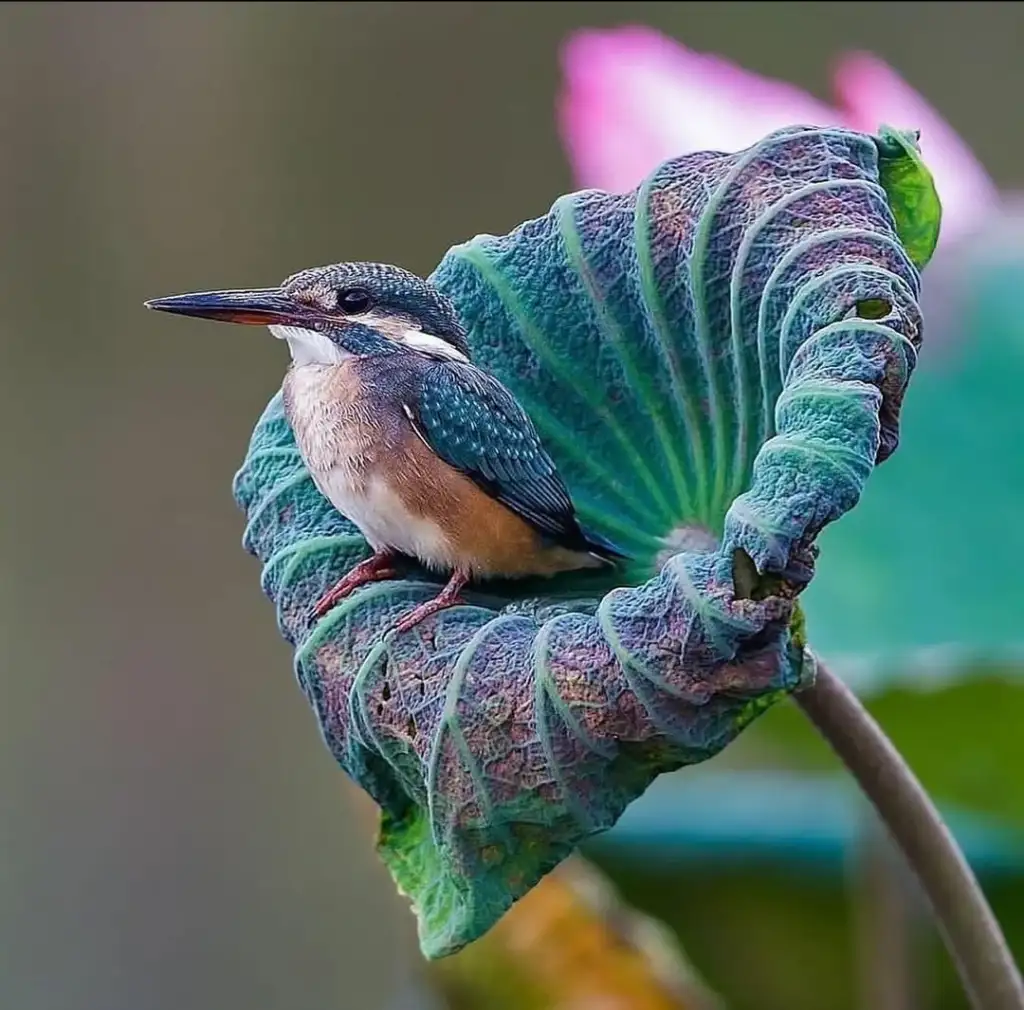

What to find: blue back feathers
left=409, top=359, right=627, bottom=559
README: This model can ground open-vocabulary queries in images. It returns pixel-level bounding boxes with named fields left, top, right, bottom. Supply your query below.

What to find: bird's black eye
left=337, top=288, right=372, bottom=315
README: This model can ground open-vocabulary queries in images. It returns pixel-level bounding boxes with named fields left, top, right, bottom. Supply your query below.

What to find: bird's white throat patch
left=269, top=324, right=351, bottom=366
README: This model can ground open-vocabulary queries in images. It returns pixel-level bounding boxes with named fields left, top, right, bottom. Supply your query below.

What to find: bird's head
left=146, top=261, right=471, bottom=364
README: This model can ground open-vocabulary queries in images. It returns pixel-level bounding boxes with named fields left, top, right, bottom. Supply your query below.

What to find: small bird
left=146, top=262, right=626, bottom=632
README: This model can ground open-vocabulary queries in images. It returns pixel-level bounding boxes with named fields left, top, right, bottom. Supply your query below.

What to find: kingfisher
left=146, top=262, right=626, bottom=633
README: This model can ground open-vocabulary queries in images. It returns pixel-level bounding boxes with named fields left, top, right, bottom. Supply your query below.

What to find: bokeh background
left=3, top=4, right=1023, bottom=1010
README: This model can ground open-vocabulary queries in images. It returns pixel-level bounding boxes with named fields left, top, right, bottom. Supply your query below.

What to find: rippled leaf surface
left=233, top=127, right=925, bottom=956
left=804, top=249, right=1024, bottom=683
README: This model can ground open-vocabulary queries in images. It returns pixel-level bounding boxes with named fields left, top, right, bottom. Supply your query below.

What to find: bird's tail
left=580, top=525, right=631, bottom=563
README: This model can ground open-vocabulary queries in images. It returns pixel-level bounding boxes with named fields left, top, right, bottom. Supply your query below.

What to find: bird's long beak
left=144, top=287, right=302, bottom=326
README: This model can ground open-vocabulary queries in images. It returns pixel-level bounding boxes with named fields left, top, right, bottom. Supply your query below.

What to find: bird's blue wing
left=409, top=360, right=586, bottom=546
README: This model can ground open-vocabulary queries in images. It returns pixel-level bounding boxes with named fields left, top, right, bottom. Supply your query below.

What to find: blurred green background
left=3, top=3, right=1023, bottom=1009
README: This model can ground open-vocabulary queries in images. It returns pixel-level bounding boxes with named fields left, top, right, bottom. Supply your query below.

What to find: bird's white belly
left=284, top=362, right=454, bottom=568
left=315, top=465, right=452, bottom=566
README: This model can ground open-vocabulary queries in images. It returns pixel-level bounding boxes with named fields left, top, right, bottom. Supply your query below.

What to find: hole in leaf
left=732, top=548, right=760, bottom=600
left=732, top=548, right=785, bottom=601
left=382, top=682, right=391, bottom=702
left=855, top=297, right=892, bottom=320
left=406, top=716, right=417, bottom=740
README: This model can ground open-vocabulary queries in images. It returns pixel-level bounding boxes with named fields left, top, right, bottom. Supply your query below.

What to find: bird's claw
left=394, top=595, right=466, bottom=634
left=306, top=557, right=399, bottom=625
left=307, top=586, right=353, bottom=623
left=393, top=570, right=470, bottom=633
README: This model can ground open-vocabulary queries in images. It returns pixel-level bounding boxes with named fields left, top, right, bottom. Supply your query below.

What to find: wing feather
left=409, top=360, right=586, bottom=547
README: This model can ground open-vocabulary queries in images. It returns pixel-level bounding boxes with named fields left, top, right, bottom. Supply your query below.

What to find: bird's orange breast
left=393, top=432, right=592, bottom=578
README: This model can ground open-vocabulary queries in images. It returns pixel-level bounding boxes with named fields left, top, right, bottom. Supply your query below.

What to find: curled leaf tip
left=875, top=123, right=943, bottom=268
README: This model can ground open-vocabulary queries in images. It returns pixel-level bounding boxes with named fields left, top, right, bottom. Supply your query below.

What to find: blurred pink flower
left=558, top=26, right=997, bottom=247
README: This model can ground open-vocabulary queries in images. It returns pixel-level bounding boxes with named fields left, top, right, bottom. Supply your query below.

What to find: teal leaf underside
left=232, top=126, right=926, bottom=958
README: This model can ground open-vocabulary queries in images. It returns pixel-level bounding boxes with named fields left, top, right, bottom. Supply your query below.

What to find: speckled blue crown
left=232, top=125, right=934, bottom=958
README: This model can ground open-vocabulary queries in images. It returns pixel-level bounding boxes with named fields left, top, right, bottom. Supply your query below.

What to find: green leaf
left=875, top=125, right=943, bottom=269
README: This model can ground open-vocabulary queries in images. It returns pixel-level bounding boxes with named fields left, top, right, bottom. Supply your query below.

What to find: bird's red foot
left=394, top=570, right=469, bottom=634
left=310, top=553, right=398, bottom=620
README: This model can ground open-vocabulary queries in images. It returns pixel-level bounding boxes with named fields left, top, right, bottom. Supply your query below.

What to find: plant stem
left=795, top=657, right=1024, bottom=1010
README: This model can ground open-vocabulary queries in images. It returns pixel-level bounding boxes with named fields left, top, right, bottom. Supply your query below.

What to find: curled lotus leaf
left=232, top=126, right=925, bottom=957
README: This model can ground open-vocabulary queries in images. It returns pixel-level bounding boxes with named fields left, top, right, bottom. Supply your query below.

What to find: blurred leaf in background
left=427, top=856, right=722, bottom=1010
left=588, top=770, right=1024, bottom=1010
